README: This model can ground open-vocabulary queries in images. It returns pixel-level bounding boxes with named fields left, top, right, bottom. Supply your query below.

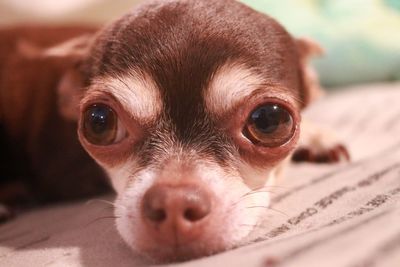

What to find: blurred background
left=0, top=0, right=399, bottom=88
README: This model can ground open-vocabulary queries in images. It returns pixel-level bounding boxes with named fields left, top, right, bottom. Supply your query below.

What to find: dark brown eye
left=83, top=104, right=126, bottom=145
left=244, top=103, right=294, bottom=147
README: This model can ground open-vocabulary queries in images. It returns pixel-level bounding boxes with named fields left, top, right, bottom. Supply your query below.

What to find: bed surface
left=1, top=83, right=400, bottom=267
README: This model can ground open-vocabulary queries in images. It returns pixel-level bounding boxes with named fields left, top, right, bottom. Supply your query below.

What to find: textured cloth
left=1, top=83, right=400, bottom=267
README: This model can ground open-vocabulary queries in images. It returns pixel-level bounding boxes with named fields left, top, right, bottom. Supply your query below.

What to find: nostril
left=184, top=207, right=207, bottom=222
left=142, top=185, right=168, bottom=223
left=183, top=199, right=211, bottom=222
left=142, top=183, right=212, bottom=225
left=146, top=208, right=167, bottom=223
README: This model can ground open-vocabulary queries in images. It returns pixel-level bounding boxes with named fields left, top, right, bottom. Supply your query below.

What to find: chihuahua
left=0, top=0, right=349, bottom=262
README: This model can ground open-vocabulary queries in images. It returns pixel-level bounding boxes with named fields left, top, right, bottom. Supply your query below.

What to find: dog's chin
left=115, top=215, right=253, bottom=263
left=139, top=241, right=232, bottom=263
left=117, top=226, right=248, bottom=263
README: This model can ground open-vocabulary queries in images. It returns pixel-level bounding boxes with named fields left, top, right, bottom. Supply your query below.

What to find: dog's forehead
left=86, top=0, right=301, bottom=148
left=88, top=0, right=301, bottom=88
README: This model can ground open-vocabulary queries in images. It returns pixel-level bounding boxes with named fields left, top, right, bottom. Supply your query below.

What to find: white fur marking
left=89, top=71, right=161, bottom=121
left=105, top=161, right=135, bottom=194
left=205, top=63, right=264, bottom=115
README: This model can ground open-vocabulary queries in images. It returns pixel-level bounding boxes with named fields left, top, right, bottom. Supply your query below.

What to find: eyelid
left=80, top=96, right=116, bottom=114
left=241, top=87, right=300, bottom=110
left=114, top=119, right=127, bottom=143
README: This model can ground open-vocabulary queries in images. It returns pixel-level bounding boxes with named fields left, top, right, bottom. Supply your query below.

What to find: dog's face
left=56, top=0, right=320, bottom=262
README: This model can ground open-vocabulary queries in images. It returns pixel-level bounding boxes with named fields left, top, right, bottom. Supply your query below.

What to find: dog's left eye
left=243, top=103, right=294, bottom=147
left=82, top=104, right=126, bottom=146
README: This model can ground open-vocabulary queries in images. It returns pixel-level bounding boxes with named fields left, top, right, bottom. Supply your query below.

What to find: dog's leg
left=292, top=119, right=350, bottom=163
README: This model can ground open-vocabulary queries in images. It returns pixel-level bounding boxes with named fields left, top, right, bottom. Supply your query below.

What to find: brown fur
left=0, top=26, right=109, bottom=205
left=0, top=0, right=347, bottom=261
left=77, top=0, right=308, bottom=170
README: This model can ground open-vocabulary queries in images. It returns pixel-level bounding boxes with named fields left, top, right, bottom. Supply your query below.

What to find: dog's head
left=53, top=0, right=322, bottom=262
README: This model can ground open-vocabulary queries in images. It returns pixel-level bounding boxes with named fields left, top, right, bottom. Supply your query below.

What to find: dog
left=0, top=0, right=350, bottom=262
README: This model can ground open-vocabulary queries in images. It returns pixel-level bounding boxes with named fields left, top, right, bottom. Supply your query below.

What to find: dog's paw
left=293, top=119, right=350, bottom=164
left=292, top=144, right=350, bottom=163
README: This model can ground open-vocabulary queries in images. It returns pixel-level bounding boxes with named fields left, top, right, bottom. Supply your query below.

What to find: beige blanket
left=1, top=83, right=400, bottom=267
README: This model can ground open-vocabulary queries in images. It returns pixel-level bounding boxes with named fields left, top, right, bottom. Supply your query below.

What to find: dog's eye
left=82, top=104, right=126, bottom=145
left=244, top=103, right=294, bottom=147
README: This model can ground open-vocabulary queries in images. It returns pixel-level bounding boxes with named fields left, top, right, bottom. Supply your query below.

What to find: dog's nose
left=142, top=183, right=212, bottom=226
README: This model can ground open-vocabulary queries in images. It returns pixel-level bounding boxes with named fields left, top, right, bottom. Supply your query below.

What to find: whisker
left=234, top=185, right=290, bottom=203
left=245, top=206, right=289, bottom=217
left=239, top=190, right=278, bottom=199
left=85, top=199, right=126, bottom=210
left=229, top=189, right=281, bottom=211
left=85, top=215, right=120, bottom=227
left=86, top=199, right=114, bottom=207
left=250, top=185, right=289, bottom=192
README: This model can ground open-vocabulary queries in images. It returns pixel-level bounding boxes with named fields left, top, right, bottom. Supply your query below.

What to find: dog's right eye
left=82, top=104, right=126, bottom=146
left=243, top=103, right=295, bottom=147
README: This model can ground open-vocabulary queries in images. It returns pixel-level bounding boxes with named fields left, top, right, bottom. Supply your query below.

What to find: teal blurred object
left=241, top=0, right=400, bottom=88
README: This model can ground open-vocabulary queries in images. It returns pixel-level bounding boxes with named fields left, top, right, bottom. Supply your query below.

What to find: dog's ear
left=43, top=34, right=93, bottom=59
left=57, top=68, right=86, bottom=121
left=296, top=37, right=324, bottom=108
left=43, top=35, right=94, bottom=121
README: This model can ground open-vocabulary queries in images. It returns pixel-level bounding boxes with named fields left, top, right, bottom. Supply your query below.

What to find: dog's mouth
left=116, top=214, right=240, bottom=263
left=115, top=185, right=265, bottom=263
left=116, top=209, right=240, bottom=263
left=111, top=159, right=273, bottom=263
left=139, top=239, right=231, bottom=263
